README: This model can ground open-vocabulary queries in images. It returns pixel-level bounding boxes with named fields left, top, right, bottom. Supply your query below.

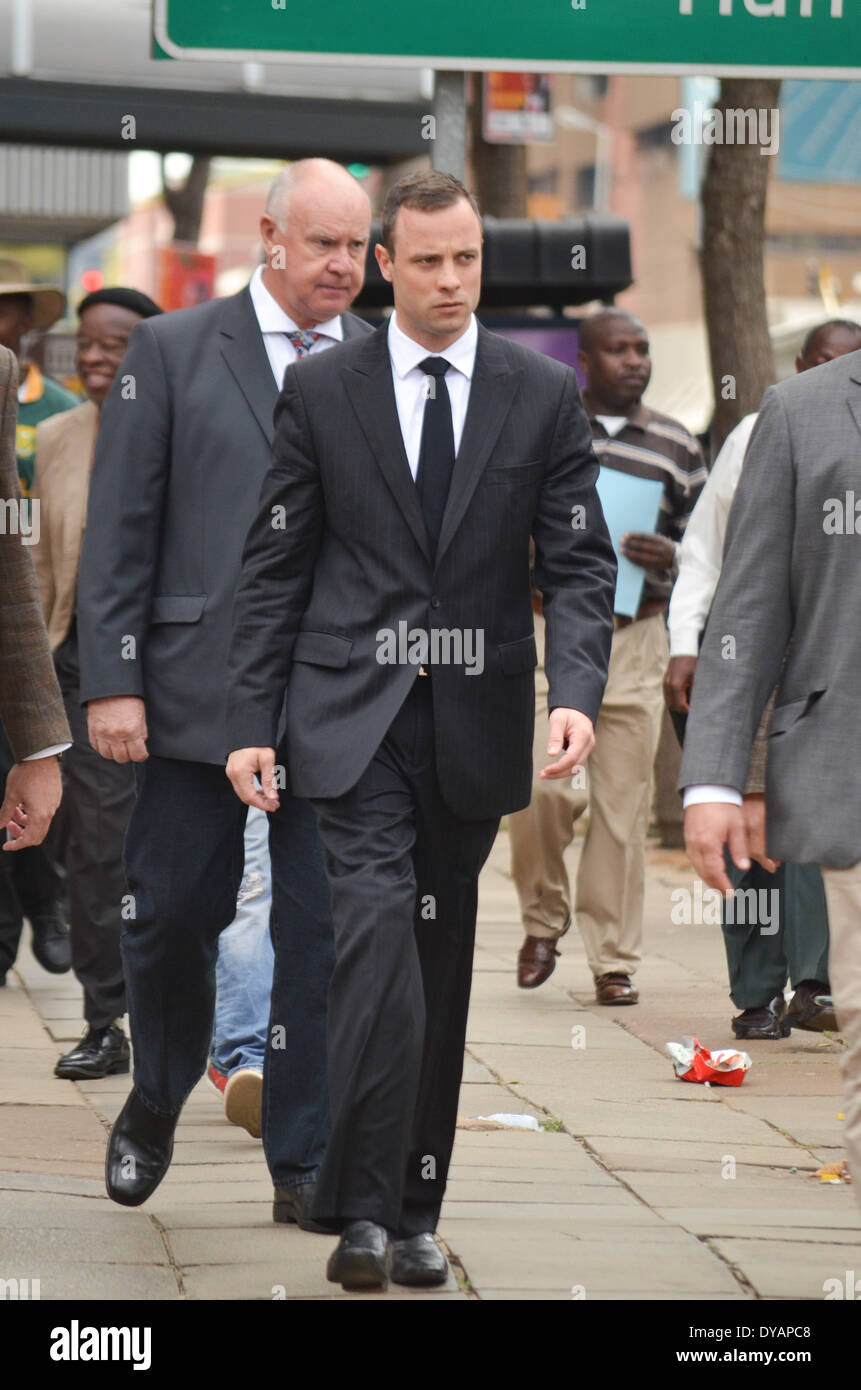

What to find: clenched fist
left=88, top=696, right=149, bottom=763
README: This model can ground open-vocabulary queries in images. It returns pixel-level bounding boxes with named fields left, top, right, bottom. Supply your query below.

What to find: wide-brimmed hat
left=0, top=257, right=66, bottom=331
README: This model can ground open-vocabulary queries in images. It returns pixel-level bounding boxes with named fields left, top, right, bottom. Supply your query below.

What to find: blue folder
left=595, top=466, right=665, bottom=618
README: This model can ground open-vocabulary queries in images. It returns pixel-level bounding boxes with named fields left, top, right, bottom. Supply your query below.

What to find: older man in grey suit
left=681, top=348, right=861, bottom=1212
left=77, top=160, right=372, bottom=1215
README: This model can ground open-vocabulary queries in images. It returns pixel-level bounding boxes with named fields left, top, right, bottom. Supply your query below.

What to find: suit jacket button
left=430, top=596, right=441, bottom=609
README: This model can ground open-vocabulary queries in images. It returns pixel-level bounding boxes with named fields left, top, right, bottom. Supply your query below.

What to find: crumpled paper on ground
left=666, top=1035, right=752, bottom=1087
left=809, top=1159, right=851, bottom=1183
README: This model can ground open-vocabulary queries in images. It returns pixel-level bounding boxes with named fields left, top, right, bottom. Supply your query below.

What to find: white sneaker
left=223, top=1067, right=263, bottom=1138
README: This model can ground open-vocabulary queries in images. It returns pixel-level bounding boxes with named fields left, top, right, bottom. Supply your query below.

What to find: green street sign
left=154, top=1, right=861, bottom=79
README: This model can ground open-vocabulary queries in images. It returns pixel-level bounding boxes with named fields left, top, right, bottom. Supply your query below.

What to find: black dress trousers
left=309, top=677, right=499, bottom=1236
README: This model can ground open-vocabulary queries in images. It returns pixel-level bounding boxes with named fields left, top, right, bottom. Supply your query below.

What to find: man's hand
left=684, top=801, right=751, bottom=895
left=88, top=696, right=149, bottom=763
left=742, top=792, right=780, bottom=874
left=621, top=531, right=676, bottom=572
left=540, top=708, right=595, bottom=780
left=664, top=655, right=698, bottom=714
left=226, top=747, right=280, bottom=813
left=0, top=756, right=63, bottom=850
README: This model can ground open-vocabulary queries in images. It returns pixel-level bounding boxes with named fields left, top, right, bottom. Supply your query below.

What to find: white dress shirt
left=674, top=412, right=759, bottom=811
left=248, top=264, right=344, bottom=387
left=387, top=311, right=477, bottom=478
left=668, top=412, right=758, bottom=658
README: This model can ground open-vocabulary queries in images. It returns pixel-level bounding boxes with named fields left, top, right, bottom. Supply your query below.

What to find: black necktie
left=415, top=356, right=455, bottom=555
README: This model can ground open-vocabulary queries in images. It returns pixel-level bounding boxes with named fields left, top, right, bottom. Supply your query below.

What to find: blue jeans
left=209, top=806, right=274, bottom=1077
left=123, top=755, right=333, bottom=1185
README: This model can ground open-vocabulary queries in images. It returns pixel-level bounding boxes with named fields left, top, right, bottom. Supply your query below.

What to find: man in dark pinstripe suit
left=227, top=172, right=617, bottom=1291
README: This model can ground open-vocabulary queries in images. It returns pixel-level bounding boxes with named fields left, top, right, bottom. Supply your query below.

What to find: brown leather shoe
left=595, top=973, right=639, bottom=1005
left=517, top=936, right=560, bottom=989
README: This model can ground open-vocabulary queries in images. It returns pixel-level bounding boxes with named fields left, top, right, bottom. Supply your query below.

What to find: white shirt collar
left=387, top=310, right=477, bottom=381
left=248, top=264, right=344, bottom=341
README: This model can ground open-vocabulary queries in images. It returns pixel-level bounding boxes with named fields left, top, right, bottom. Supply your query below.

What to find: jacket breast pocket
left=482, top=460, right=543, bottom=487
left=150, top=595, right=207, bottom=624
left=293, top=631, right=353, bottom=668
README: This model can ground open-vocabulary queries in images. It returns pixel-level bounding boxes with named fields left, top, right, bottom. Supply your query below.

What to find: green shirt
left=16, top=363, right=81, bottom=495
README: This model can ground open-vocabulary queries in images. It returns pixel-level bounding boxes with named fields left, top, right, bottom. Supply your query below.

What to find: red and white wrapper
left=666, top=1035, right=752, bottom=1087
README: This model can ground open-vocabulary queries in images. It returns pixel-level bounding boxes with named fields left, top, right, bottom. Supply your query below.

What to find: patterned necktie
left=285, top=329, right=321, bottom=358
left=415, top=356, right=455, bottom=555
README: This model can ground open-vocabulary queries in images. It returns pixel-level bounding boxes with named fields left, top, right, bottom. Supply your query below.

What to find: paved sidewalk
left=1, top=830, right=858, bottom=1300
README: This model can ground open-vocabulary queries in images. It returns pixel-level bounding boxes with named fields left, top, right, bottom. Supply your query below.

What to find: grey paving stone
left=620, top=1168, right=859, bottom=1212
left=168, top=1224, right=327, bottom=1266
left=443, top=1179, right=640, bottom=1206
left=159, top=1162, right=268, bottom=1185
left=708, top=1237, right=861, bottom=1300
left=0, top=1192, right=153, bottom=1232
left=0, top=1223, right=168, bottom=1265
left=153, top=1180, right=273, bottom=1204
left=661, top=1204, right=860, bottom=1232
left=439, top=1204, right=664, bottom=1228
left=182, top=1261, right=460, bottom=1299
left=0, top=1170, right=105, bottom=1197
left=446, top=1232, right=741, bottom=1294
left=481, top=1288, right=748, bottom=1301
left=148, top=1202, right=273, bottom=1229
left=33, top=1262, right=179, bottom=1300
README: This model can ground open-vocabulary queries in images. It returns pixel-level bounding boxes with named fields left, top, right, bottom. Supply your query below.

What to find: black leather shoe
left=105, top=1088, right=180, bottom=1207
left=55, top=1023, right=130, bottom=1080
left=731, top=994, right=790, bottom=1040
left=273, top=1179, right=335, bottom=1233
left=786, top=979, right=839, bottom=1033
left=391, top=1232, right=449, bottom=1287
left=326, top=1220, right=392, bottom=1291
left=30, top=913, right=71, bottom=974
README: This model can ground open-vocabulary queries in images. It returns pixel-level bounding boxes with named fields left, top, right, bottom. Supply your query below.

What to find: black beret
left=77, top=287, right=163, bottom=320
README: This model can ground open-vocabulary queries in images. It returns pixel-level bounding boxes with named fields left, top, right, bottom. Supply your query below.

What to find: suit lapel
left=435, top=327, right=522, bottom=567
left=341, top=311, right=371, bottom=342
left=848, top=359, right=861, bottom=449
left=218, top=289, right=279, bottom=447
left=342, top=326, right=432, bottom=563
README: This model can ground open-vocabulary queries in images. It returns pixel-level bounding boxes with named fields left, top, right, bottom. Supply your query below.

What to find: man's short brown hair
left=381, top=171, right=482, bottom=255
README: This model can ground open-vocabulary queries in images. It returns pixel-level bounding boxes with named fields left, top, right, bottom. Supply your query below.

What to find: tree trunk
left=700, top=78, right=780, bottom=456
left=161, top=154, right=212, bottom=244
left=468, top=76, right=528, bottom=218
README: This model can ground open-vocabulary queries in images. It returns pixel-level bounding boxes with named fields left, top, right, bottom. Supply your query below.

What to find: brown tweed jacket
left=0, top=347, right=71, bottom=761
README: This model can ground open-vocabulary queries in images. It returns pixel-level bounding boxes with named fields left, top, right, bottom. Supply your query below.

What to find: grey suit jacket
left=680, top=347, right=861, bottom=867
left=226, top=323, right=617, bottom=820
left=76, top=287, right=371, bottom=764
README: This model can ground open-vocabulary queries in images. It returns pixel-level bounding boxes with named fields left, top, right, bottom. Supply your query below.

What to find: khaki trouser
left=509, top=612, right=667, bottom=978
left=818, top=867, right=861, bottom=1216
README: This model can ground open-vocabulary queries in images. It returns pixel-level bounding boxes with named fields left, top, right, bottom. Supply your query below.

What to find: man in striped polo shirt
left=510, top=309, right=706, bottom=1002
